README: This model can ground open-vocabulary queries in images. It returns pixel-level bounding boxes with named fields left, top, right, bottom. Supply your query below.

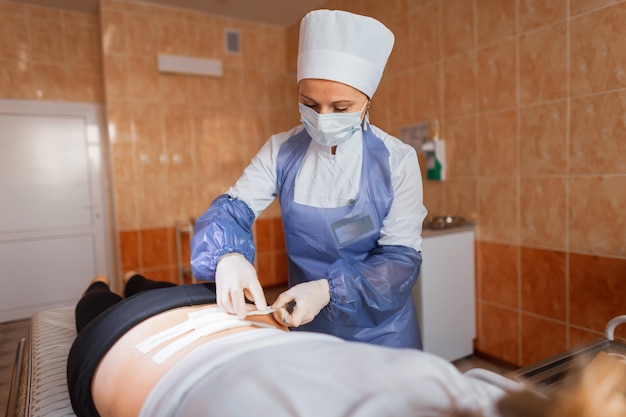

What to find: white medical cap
left=296, top=9, right=394, bottom=98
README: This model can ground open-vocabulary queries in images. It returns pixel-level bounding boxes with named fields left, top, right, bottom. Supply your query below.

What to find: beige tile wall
left=99, top=0, right=297, bottom=281
left=317, top=0, right=626, bottom=366
left=0, top=1, right=103, bottom=101
left=100, top=0, right=297, bottom=232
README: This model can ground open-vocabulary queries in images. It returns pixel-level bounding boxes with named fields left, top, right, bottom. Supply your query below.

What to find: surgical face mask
left=299, top=102, right=367, bottom=147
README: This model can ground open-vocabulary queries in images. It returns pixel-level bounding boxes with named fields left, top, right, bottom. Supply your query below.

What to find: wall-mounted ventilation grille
left=225, top=29, right=240, bottom=54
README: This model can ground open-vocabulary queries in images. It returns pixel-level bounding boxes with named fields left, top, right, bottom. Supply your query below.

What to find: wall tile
left=388, top=72, right=415, bottom=128
left=158, top=15, right=190, bottom=55
left=272, top=218, right=286, bottom=251
left=478, top=177, right=519, bottom=242
left=443, top=116, right=478, bottom=178
left=126, top=12, right=159, bottom=56
left=241, top=26, right=268, bottom=70
left=127, top=56, right=159, bottom=101
left=521, top=314, right=567, bottom=366
left=0, top=13, right=28, bottom=61
left=0, top=1, right=25, bottom=15
left=423, top=179, right=446, bottom=217
left=167, top=185, right=195, bottom=225
left=274, top=251, right=289, bottom=284
left=520, top=247, right=566, bottom=320
left=411, top=63, right=440, bottom=122
left=114, top=185, right=139, bottom=230
left=106, top=100, right=132, bottom=143
left=519, top=101, right=567, bottom=176
left=31, top=63, right=65, bottom=99
left=167, top=144, right=194, bottom=185
left=408, top=0, right=439, bottom=11
left=0, top=60, right=32, bottom=99
left=476, top=0, right=516, bottom=45
left=256, top=252, right=274, bottom=286
left=188, top=75, right=223, bottom=104
left=477, top=40, right=517, bottom=112
left=221, top=67, right=245, bottom=107
left=28, top=7, right=64, bottom=64
left=519, top=22, right=567, bottom=105
left=64, top=67, right=104, bottom=102
left=441, top=0, right=475, bottom=57
left=110, top=142, right=136, bottom=184
left=187, top=14, right=218, bottom=58
left=119, top=230, right=139, bottom=270
left=443, top=52, right=477, bottom=118
left=519, top=0, right=567, bottom=32
left=255, top=218, right=272, bottom=252
left=409, top=2, right=440, bottom=67
left=103, top=54, right=129, bottom=99
left=568, top=326, right=604, bottom=348
left=477, top=110, right=518, bottom=176
left=132, top=101, right=163, bottom=144
left=161, top=103, right=191, bottom=149
left=570, top=0, right=623, bottom=16
left=570, top=253, right=626, bottom=332
left=243, top=70, right=268, bottom=107
left=142, top=267, right=176, bottom=284
left=444, top=179, right=478, bottom=223
left=478, top=241, right=518, bottom=307
left=520, top=177, right=567, bottom=249
left=140, top=227, right=173, bottom=268
left=265, top=27, right=288, bottom=73
left=570, top=91, right=626, bottom=175
left=64, top=12, right=102, bottom=69
left=136, top=185, right=169, bottom=228
left=478, top=302, right=520, bottom=365
left=192, top=105, right=222, bottom=180
left=364, top=0, right=408, bottom=22
left=101, top=10, right=127, bottom=54
left=135, top=141, right=166, bottom=184
left=570, top=176, right=626, bottom=257
left=570, top=3, right=626, bottom=95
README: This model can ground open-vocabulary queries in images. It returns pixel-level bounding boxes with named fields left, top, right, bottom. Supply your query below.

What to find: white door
left=0, top=99, right=112, bottom=322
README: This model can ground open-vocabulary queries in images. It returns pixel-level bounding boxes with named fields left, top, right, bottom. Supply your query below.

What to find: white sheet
left=141, top=330, right=524, bottom=417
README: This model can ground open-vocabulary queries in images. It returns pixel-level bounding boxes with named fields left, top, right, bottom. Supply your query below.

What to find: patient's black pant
left=74, top=274, right=177, bottom=333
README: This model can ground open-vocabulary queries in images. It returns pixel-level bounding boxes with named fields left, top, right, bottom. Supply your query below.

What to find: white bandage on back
left=135, top=306, right=276, bottom=364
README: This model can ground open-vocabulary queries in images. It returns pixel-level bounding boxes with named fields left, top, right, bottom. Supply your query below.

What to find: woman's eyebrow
left=299, top=94, right=355, bottom=106
left=299, top=93, right=316, bottom=102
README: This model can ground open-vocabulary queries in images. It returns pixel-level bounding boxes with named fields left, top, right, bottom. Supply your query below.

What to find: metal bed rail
left=5, top=337, right=25, bottom=417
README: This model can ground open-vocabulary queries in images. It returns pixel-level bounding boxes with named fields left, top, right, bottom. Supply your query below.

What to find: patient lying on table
left=67, top=274, right=626, bottom=417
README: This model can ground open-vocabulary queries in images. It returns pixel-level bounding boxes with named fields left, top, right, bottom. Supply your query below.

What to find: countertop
left=422, top=223, right=474, bottom=238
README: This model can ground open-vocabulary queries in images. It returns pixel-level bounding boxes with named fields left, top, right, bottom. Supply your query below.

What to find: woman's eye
left=334, top=107, right=349, bottom=112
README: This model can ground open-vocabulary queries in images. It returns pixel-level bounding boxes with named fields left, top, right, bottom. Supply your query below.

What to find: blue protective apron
left=276, top=126, right=421, bottom=348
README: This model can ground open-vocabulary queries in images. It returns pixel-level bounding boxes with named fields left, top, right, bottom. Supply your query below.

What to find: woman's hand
left=272, top=279, right=330, bottom=327
left=215, top=253, right=267, bottom=319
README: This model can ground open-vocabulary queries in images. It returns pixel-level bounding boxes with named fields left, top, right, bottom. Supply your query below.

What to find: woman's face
left=298, top=78, right=369, bottom=117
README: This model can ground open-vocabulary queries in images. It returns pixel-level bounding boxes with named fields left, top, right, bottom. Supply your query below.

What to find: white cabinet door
left=0, top=100, right=112, bottom=322
left=413, top=228, right=476, bottom=361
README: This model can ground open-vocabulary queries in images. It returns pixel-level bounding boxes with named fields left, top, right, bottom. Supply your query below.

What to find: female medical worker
left=191, top=9, right=428, bottom=348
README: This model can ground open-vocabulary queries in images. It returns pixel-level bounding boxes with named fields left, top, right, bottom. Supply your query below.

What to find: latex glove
left=215, top=253, right=267, bottom=319
left=272, top=279, right=330, bottom=327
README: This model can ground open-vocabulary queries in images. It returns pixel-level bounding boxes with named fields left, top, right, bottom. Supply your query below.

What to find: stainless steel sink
left=424, top=215, right=466, bottom=230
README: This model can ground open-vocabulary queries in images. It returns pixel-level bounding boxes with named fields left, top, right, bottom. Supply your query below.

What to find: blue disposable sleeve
left=190, top=194, right=256, bottom=282
left=324, top=245, right=422, bottom=327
